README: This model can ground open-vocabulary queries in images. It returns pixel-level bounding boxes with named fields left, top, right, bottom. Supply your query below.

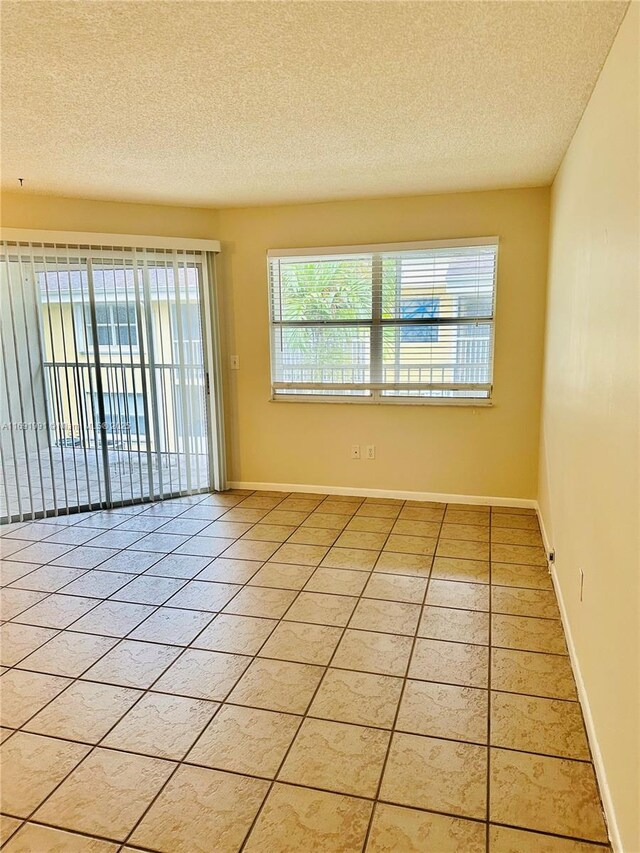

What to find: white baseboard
left=227, top=480, right=537, bottom=508
left=539, top=503, right=620, bottom=852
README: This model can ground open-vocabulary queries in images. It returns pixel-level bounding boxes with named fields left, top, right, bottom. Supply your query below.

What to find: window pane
left=381, top=322, right=492, bottom=397
left=381, top=248, right=495, bottom=320
left=273, top=326, right=370, bottom=396
left=272, top=256, right=373, bottom=321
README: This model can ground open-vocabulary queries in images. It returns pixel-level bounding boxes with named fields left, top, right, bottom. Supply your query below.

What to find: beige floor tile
left=419, top=606, right=490, bottom=644
left=449, top=503, right=490, bottom=514
left=321, top=500, right=360, bottom=515
left=203, top=520, right=253, bottom=538
left=491, top=586, right=559, bottom=618
left=367, top=802, right=486, bottom=853
left=347, top=516, right=394, bottom=534
left=444, top=509, right=489, bottom=526
left=34, top=747, right=174, bottom=841
left=302, top=512, right=350, bottom=530
left=9, top=564, right=87, bottom=592
left=222, top=585, right=297, bottom=618
left=491, top=526, right=543, bottom=547
left=363, top=573, right=427, bottom=603
left=373, top=551, right=432, bottom=577
left=0, top=727, right=14, bottom=743
left=153, top=648, right=251, bottom=700
left=0, top=669, right=71, bottom=727
left=437, top=538, right=490, bottom=561
left=385, top=533, right=437, bottom=556
left=242, top=523, right=297, bottom=542
left=334, top=530, right=387, bottom=551
left=349, top=599, right=421, bottom=635
left=24, top=681, right=141, bottom=743
left=68, top=600, right=155, bottom=637
left=410, top=638, right=489, bottom=688
left=238, top=496, right=284, bottom=509
left=0, top=816, right=21, bottom=847
left=102, top=692, right=217, bottom=759
left=193, top=613, right=277, bottom=654
left=380, top=733, right=487, bottom=818
left=287, top=526, right=339, bottom=546
left=222, top=539, right=280, bottom=561
left=284, top=591, right=358, bottom=626
left=130, top=607, right=213, bottom=645
left=431, top=556, right=490, bottom=584
left=130, top=764, right=268, bottom=852
left=490, top=748, right=607, bottom=842
left=426, top=579, right=490, bottom=611
left=305, top=566, right=369, bottom=596
left=278, top=498, right=323, bottom=512
left=491, top=512, right=540, bottom=530
left=488, top=824, right=607, bottom=852
left=440, top=523, right=491, bottom=543
left=164, top=579, right=241, bottom=612
left=356, top=503, right=401, bottom=519
left=218, top=507, right=269, bottom=524
left=309, top=668, right=403, bottom=728
left=332, top=629, right=413, bottom=676
left=244, top=782, right=372, bottom=852
left=227, top=657, right=324, bottom=713
left=397, top=679, right=488, bottom=743
left=491, top=562, right=553, bottom=590
left=279, top=717, right=389, bottom=797
left=16, top=631, right=117, bottom=677
left=322, top=547, right=378, bottom=570
left=264, top=509, right=314, bottom=526
left=1, top=823, right=118, bottom=852
left=491, top=691, right=589, bottom=759
left=391, top=519, right=441, bottom=538
left=0, top=731, right=89, bottom=817
left=492, top=614, right=567, bottom=655
left=271, top=543, right=329, bottom=566
left=491, top=505, right=536, bottom=516
left=259, top=621, right=342, bottom=665
left=491, top=648, right=577, bottom=700
left=0, top=622, right=58, bottom=666
left=248, top=561, right=315, bottom=589
left=197, top=556, right=262, bottom=583
left=399, top=506, right=444, bottom=522
left=12, top=593, right=99, bottom=629
left=492, top=543, right=547, bottom=567
left=188, top=703, right=300, bottom=777
left=0, top=588, right=47, bottom=620
left=82, top=639, right=181, bottom=688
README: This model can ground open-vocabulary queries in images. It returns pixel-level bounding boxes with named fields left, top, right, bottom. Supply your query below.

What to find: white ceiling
left=1, top=0, right=628, bottom=208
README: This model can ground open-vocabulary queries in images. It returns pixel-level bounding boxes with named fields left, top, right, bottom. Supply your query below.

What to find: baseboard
left=228, top=480, right=537, bottom=508
left=540, top=522, right=621, bottom=852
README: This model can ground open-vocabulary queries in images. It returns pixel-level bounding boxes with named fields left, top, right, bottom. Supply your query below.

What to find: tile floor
left=0, top=490, right=610, bottom=852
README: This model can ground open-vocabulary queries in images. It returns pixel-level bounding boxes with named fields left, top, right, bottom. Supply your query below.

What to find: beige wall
left=2, top=186, right=550, bottom=499
left=0, top=192, right=218, bottom=239
left=538, top=5, right=639, bottom=850
left=218, top=187, right=549, bottom=498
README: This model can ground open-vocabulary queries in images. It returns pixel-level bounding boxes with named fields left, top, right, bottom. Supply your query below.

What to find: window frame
left=74, top=301, right=140, bottom=354
left=267, top=237, right=499, bottom=406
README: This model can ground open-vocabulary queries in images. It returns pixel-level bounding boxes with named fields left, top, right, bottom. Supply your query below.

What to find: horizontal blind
left=268, top=239, right=498, bottom=400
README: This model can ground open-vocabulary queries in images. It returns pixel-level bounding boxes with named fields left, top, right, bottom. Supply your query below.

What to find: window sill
left=270, top=394, right=493, bottom=408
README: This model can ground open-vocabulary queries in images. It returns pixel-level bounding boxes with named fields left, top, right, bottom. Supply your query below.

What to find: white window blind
left=268, top=238, right=498, bottom=402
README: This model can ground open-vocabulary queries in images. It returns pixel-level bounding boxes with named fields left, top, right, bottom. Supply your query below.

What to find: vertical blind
left=268, top=238, right=499, bottom=401
left=0, top=240, right=222, bottom=522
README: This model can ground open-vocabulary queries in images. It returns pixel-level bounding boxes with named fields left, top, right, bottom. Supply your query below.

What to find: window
left=75, top=303, right=138, bottom=352
left=91, top=392, right=146, bottom=447
left=268, top=238, right=498, bottom=402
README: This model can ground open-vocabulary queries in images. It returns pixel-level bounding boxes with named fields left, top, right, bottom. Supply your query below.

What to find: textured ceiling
left=0, top=0, right=629, bottom=208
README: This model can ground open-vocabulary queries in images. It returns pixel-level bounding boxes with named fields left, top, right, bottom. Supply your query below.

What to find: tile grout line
left=359, top=499, right=446, bottom=851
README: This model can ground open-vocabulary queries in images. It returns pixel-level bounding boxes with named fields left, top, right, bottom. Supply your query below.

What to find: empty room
left=0, top=1, right=638, bottom=852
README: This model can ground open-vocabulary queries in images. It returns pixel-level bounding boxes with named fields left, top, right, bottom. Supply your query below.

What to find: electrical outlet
left=230, top=355, right=240, bottom=370
left=365, top=445, right=376, bottom=460
left=351, top=445, right=361, bottom=460
left=579, top=568, right=584, bottom=602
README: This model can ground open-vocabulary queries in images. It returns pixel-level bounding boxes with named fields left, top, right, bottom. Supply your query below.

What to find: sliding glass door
left=0, top=241, right=223, bottom=522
